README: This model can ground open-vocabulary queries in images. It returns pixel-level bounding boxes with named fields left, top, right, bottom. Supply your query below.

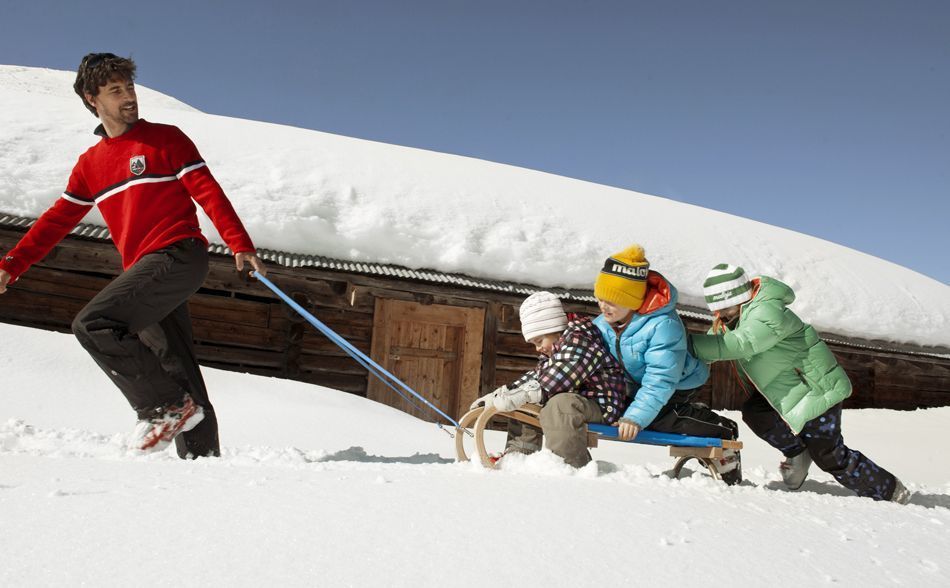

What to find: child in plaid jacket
left=471, top=291, right=627, bottom=467
left=506, top=315, right=627, bottom=424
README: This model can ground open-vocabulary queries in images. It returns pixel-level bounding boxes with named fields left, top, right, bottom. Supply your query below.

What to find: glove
left=470, top=385, right=509, bottom=410
left=491, top=379, right=542, bottom=413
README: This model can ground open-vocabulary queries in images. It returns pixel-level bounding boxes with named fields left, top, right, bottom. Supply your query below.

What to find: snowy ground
left=1, top=322, right=948, bottom=587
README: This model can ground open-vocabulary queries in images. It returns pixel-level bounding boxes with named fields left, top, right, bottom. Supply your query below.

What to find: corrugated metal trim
left=821, top=336, right=950, bottom=360
left=2, top=212, right=948, bottom=359
left=205, top=243, right=606, bottom=304
left=0, top=214, right=114, bottom=240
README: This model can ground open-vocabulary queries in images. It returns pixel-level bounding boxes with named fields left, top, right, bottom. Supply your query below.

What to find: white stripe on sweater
left=176, top=161, right=206, bottom=179
left=97, top=176, right=178, bottom=204
left=61, top=193, right=94, bottom=206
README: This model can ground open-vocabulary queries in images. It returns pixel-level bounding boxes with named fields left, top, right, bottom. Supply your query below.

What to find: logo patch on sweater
left=129, top=155, right=146, bottom=176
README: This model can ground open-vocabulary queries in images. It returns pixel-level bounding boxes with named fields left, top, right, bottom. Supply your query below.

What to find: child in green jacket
left=689, top=263, right=909, bottom=503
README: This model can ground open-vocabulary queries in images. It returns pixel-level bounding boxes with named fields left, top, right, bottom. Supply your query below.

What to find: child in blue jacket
left=592, top=244, right=741, bottom=484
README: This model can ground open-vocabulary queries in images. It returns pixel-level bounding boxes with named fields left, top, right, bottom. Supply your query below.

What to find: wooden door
left=367, top=298, right=485, bottom=421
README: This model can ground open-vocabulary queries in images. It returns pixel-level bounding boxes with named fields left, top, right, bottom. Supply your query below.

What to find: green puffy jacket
left=690, top=276, right=851, bottom=434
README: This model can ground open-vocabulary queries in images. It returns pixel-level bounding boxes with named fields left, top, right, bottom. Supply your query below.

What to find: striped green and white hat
left=703, top=264, right=754, bottom=311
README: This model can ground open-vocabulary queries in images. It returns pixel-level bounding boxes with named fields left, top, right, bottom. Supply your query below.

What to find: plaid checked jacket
left=510, top=316, right=628, bottom=425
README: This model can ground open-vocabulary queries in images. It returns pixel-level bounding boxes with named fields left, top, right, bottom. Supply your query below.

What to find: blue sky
left=2, top=0, right=948, bottom=283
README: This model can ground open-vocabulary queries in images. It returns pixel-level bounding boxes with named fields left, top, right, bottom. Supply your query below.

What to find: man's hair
left=73, top=53, right=137, bottom=117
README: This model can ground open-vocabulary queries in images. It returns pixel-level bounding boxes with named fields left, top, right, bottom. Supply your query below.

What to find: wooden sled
left=456, top=403, right=743, bottom=482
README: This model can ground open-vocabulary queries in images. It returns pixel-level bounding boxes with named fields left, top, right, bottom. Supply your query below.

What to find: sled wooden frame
left=455, top=403, right=743, bottom=482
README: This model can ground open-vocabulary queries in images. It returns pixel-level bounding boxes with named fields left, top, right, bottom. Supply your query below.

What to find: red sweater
left=0, top=120, right=255, bottom=282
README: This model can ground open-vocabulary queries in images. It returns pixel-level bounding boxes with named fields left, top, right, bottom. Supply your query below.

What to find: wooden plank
left=194, top=344, right=285, bottom=368
left=381, top=299, right=478, bottom=327
left=368, top=298, right=394, bottom=408
left=494, top=369, right=528, bottom=387
left=587, top=432, right=599, bottom=448
left=495, top=331, right=536, bottom=358
left=495, top=355, right=539, bottom=372
left=10, top=266, right=112, bottom=300
left=0, top=289, right=85, bottom=328
left=359, top=283, right=507, bottom=309
left=300, top=323, right=373, bottom=345
left=389, top=345, right=458, bottom=360
left=496, top=302, right=522, bottom=332
left=480, top=303, right=500, bottom=396
left=191, top=318, right=286, bottom=349
left=298, top=336, right=372, bottom=357
left=669, top=446, right=724, bottom=459
left=457, top=304, right=486, bottom=416
left=295, top=354, right=369, bottom=375
left=187, top=295, right=274, bottom=328
left=16, top=239, right=123, bottom=275
left=202, top=269, right=376, bottom=314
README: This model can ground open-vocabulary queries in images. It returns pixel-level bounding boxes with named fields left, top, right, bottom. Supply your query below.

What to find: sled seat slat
left=586, top=423, right=742, bottom=450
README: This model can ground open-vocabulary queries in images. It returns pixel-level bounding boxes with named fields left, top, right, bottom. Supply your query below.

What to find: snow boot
left=890, top=479, right=911, bottom=505
left=131, top=394, right=204, bottom=453
left=716, top=448, right=742, bottom=486
left=780, top=450, right=812, bottom=490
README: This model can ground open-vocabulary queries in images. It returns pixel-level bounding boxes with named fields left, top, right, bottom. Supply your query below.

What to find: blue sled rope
left=252, top=272, right=461, bottom=430
left=588, top=424, right=725, bottom=448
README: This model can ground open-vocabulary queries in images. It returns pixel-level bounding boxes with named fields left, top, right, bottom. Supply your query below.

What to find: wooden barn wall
left=1, top=227, right=948, bottom=416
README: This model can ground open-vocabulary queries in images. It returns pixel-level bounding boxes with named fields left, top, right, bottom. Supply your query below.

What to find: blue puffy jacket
left=593, top=272, right=709, bottom=428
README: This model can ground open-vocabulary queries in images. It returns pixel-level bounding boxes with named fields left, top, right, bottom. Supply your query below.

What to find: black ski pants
left=71, top=238, right=219, bottom=458
left=645, top=388, right=739, bottom=440
left=742, top=392, right=897, bottom=500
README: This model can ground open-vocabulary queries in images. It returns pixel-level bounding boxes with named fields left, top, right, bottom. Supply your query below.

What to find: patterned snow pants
left=742, top=392, right=898, bottom=500
left=71, top=238, right=219, bottom=459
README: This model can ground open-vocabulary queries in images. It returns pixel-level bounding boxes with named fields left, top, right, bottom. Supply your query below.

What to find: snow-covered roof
left=1, top=65, right=948, bottom=349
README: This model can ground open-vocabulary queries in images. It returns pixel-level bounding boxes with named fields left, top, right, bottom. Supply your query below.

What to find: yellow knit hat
left=594, top=244, right=650, bottom=310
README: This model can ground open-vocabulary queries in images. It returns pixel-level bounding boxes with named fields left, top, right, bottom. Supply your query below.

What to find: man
left=592, top=244, right=742, bottom=484
left=690, top=263, right=909, bottom=503
left=0, top=53, right=265, bottom=458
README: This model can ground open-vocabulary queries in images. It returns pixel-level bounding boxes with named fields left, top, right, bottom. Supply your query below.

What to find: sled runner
left=456, top=404, right=743, bottom=482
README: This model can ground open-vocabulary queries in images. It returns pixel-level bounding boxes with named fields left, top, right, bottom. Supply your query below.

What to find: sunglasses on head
left=81, top=52, right=118, bottom=70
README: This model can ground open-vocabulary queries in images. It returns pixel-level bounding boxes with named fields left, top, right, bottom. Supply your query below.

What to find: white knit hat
left=519, top=291, right=568, bottom=341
